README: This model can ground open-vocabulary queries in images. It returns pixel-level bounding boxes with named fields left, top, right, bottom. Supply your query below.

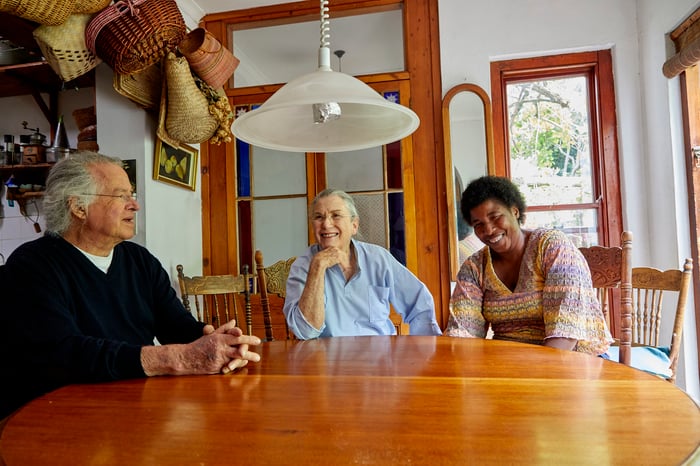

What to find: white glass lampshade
left=231, top=48, right=420, bottom=153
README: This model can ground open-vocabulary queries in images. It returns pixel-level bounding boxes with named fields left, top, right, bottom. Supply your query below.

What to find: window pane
left=252, top=146, right=306, bottom=196
left=386, top=140, right=402, bottom=189
left=353, top=193, right=387, bottom=248
left=231, top=9, right=404, bottom=88
left=327, top=147, right=383, bottom=191
left=253, top=198, right=309, bottom=264
left=507, top=76, right=595, bottom=205
left=388, top=192, right=406, bottom=265
left=236, top=139, right=251, bottom=197
left=523, top=209, right=598, bottom=247
left=238, top=200, right=252, bottom=268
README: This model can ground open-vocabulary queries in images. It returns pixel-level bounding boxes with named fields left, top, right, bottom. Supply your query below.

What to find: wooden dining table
left=1, top=336, right=699, bottom=465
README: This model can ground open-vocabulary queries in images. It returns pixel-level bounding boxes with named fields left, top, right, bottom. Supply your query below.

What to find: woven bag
left=192, top=75, right=234, bottom=146
left=0, top=0, right=76, bottom=25
left=156, top=73, right=181, bottom=150
left=85, top=0, right=185, bottom=75
left=33, top=14, right=101, bottom=82
left=163, top=52, right=218, bottom=144
left=73, top=0, right=111, bottom=14
left=178, top=28, right=240, bottom=89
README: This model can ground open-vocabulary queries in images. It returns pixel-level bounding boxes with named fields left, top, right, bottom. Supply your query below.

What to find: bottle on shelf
left=46, top=115, right=70, bottom=163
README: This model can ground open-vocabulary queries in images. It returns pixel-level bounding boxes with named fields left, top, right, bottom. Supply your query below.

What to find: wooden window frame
left=490, top=50, right=624, bottom=334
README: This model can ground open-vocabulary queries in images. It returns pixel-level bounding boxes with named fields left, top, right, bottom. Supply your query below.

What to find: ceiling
left=0, top=1, right=389, bottom=99
left=188, top=0, right=298, bottom=15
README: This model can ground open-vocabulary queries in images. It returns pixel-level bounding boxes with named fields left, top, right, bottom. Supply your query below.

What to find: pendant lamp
left=230, top=0, right=420, bottom=153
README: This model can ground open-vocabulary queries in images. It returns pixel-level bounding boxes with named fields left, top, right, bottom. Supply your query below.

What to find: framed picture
left=122, top=159, right=137, bottom=193
left=153, top=139, right=197, bottom=191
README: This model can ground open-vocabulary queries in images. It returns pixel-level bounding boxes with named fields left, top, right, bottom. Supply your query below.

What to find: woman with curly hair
left=445, top=175, right=612, bottom=355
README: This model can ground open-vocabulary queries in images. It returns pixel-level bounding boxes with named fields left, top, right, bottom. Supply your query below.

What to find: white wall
left=438, top=0, right=699, bottom=399
left=94, top=64, right=203, bottom=293
left=636, top=0, right=700, bottom=401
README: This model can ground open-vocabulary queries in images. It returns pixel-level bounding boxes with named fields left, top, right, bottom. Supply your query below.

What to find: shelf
left=0, top=163, right=53, bottom=171
left=6, top=189, right=44, bottom=201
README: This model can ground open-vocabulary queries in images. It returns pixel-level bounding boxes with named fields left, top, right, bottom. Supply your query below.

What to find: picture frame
left=153, top=138, right=197, bottom=191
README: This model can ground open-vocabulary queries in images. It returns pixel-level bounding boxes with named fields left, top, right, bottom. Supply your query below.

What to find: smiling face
left=469, top=198, right=522, bottom=256
left=311, top=194, right=359, bottom=253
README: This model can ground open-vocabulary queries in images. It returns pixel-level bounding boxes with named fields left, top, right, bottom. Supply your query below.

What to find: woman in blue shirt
left=283, top=188, right=442, bottom=339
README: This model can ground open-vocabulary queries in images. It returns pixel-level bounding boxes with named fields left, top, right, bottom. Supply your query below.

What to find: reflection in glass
left=443, top=83, right=495, bottom=280
left=524, top=209, right=599, bottom=247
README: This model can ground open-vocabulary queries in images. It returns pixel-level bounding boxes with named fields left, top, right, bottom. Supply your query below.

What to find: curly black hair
left=460, top=175, right=527, bottom=226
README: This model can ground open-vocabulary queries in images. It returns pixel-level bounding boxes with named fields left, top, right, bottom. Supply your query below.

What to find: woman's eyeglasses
left=311, top=212, right=350, bottom=224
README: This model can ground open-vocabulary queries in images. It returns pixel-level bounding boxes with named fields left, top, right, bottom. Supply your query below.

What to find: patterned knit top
left=445, top=228, right=613, bottom=355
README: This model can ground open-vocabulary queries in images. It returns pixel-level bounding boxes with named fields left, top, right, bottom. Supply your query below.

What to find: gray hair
left=310, top=188, right=359, bottom=220
left=43, top=151, right=124, bottom=235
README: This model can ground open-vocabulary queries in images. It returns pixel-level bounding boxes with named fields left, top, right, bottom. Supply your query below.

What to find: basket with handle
left=85, top=0, right=185, bottom=75
left=73, top=0, right=112, bottom=14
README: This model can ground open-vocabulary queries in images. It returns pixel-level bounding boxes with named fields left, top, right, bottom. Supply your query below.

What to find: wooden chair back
left=176, top=264, right=252, bottom=332
left=578, top=231, right=633, bottom=365
left=630, top=258, right=693, bottom=383
left=253, top=250, right=296, bottom=340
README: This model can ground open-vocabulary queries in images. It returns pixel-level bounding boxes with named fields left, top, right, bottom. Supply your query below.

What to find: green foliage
left=507, top=79, right=588, bottom=178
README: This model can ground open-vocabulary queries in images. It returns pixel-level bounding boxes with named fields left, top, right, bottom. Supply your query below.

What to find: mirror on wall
left=443, top=83, right=496, bottom=280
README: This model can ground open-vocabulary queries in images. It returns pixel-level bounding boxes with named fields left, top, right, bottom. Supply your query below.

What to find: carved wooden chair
left=253, top=250, right=296, bottom=340
left=629, top=258, right=693, bottom=383
left=176, top=264, right=252, bottom=332
left=578, top=231, right=633, bottom=365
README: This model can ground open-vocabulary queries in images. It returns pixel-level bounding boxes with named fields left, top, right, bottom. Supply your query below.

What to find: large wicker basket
left=73, top=0, right=111, bottom=14
left=0, top=0, right=76, bottom=25
left=179, top=28, right=240, bottom=89
left=33, top=14, right=101, bottom=82
left=85, top=0, right=185, bottom=75
left=113, top=62, right=162, bottom=111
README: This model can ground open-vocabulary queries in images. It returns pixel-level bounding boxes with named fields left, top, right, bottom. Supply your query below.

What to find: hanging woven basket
left=178, top=28, right=240, bottom=89
left=113, top=61, right=162, bottom=111
left=33, top=13, right=101, bottom=82
left=85, top=0, right=186, bottom=75
left=0, top=0, right=76, bottom=25
left=163, top=52, right=218, bottom=144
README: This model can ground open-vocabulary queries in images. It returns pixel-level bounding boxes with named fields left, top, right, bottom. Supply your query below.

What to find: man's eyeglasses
left=81, top=193, right=138, bottom=203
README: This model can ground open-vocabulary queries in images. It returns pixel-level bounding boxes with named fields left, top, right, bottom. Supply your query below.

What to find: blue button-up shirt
left=283, top=240, right=442, bottom=339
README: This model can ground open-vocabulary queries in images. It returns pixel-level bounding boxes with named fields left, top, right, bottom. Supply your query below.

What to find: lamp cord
left=320, top=0, right=330, bottom=49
